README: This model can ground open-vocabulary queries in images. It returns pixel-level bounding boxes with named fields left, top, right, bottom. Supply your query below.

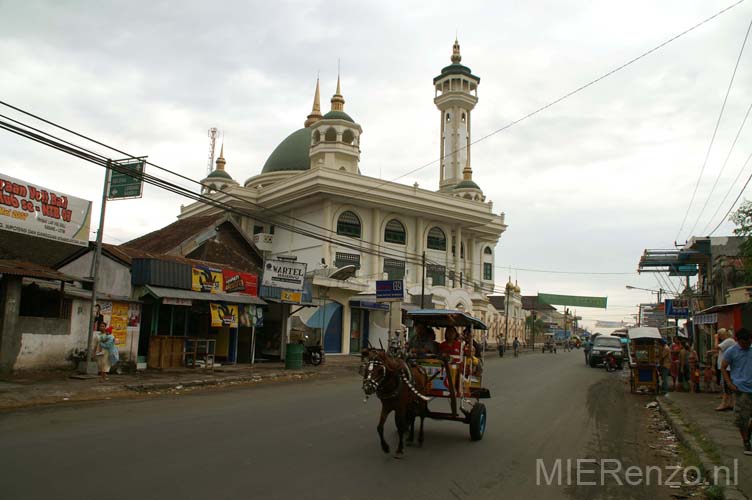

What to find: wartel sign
left=0, top=174, right=92, bottom=246
left=262, top=260, right=307, bottom=291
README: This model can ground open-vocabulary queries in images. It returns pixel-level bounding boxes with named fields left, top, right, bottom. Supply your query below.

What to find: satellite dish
left=329, top=265, right=357, bottom=281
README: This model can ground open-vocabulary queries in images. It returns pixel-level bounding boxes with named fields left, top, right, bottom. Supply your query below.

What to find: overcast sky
left=2, top=0, right=751, bottom=329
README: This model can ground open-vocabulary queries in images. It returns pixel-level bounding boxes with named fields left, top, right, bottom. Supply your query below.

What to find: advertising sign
left=93, top=301, right=141, bottom=347
left=0, top=174, right=92, bottom=246
left=537, top=293, right=608, bottom=309
left=664, top=299, right=690, bottom=318
left=210, top=303, right=238, bottom=328
left=376, top=280, right=404, bottom=302
left=163, top=297, right=192, bottom=306
left=222, top=270, right=258, bottom=296
left=280, top=290, right=302, bottom=303
left=108, top=161, right=144, bottom=200
left=262, top=260, right=307, bottom=291
left=192, top=265, right=223, bottom=293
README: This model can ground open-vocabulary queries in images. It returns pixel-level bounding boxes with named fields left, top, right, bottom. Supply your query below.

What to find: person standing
left=721, top=328, right=752, bottom=455
left=584, top=338, right=592, bottom=366
left=512, top=337, right=520, bottom=357
left=717, top=329, right=737, bottom=411
left=95, top=323, right=119, bottom=381
left=659, top=339, right=672, bottom=395
left=670, top=336, right=682, bottom=391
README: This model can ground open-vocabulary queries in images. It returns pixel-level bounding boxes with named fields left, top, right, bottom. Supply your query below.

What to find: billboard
left=210, top=303, right=238, bottom=328
left=192, top=265, right=223, bottom=293
left=537, top=293, right=607, bottom=309
left=0, top=174, right=92, bottom=246
left=664, top=299, right=690, bottom=318
left=262, top=260, right=307, bottom=291
left=94, top=301, right=141, bottom=347
left=222, top=270, right=258, bottom=296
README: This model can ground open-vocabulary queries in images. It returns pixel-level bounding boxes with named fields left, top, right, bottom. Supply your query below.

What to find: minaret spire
left=215, top=142, right=226, bottom=171
left=304, top=77, right=323, bottom=127
left=331, top=61, right=345, bottom=112
left=451, top=38, right=462, bottom=64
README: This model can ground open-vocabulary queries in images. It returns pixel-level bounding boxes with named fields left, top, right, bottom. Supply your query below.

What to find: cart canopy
left=627, top=327, right=662, bottom=340
left=407, top=309, right=488, bottom=330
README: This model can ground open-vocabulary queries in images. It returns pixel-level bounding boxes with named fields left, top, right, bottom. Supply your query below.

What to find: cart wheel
left=310, top=351, right=322, bottom=366
left=469, top=403, right=487, bottom=441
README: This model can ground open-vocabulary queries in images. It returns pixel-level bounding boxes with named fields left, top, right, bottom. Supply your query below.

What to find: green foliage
left=525, top=316, right=546, bottom=336
left=730, top=200, right=752, bottom=279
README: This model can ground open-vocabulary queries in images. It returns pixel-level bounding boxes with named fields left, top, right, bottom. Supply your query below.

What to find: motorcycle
left=604, top=351, right=622, bottom=372
left=302, top=343, right=323, bottom=366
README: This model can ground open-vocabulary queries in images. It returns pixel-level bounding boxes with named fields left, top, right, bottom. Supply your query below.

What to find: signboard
left=376, top=280, right=404, bottom=302
left=210, top=303, right=238, bottom=328
left=262, top=260, right=307, bottom=291
left=0, top=174, right=92, bottom=246
left=694, top=313, right=718, bottom=325
left=192, top=265, right=223, bottom=293
left=595, top=320, right=626, bottom=328
left=163, top=297, right=192, bottom=306
left=108, top=161, right=144, bottom=200
left=537, top=293, right=607, bottom=309
left=94, top=301, right=141, bottom=347
left=222, top=270, right=258, bottom=296
left=280, top=290, right=302, bottom=303
left=665, top=299, right=690, bottom=318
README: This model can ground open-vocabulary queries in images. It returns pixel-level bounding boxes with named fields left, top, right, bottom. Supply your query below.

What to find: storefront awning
left=144, top=285, right=266, bottom=305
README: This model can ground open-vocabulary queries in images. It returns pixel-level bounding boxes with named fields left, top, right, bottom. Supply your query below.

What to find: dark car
left=589, top=336, right=623, bottom=368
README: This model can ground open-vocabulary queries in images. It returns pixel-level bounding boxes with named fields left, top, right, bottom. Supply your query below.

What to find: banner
left=222, top=270, right=258, bottom=296
left=210, top=303, right=238, bottom=328
left=192, top=265, right=223, bottom=293
left=0, top=174, right=92, bottom=246
left=595, top=320, right=626, bottom=328
left=262, top=260, right=307, bottom=291
left=537, top=293, right=608, bottom=309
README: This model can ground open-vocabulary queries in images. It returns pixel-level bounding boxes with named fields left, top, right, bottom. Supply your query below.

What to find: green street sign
left=537, top=293, right=608, bottom=309
left=108, top=161, right=144, bottom=200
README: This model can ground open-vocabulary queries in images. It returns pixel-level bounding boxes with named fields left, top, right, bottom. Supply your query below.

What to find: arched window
left=342, top=130, right=355, bottom=145
left=484, top=247, right=493, bottom=255
left=325, top=127, right=337, bottom=142
left=384, top=219, right=406, bottom=245
left=426, top=227, right=446, bottom=251
left=312, top=130, right=321, bottom=144
left=336, top=211, right=361, bottom=238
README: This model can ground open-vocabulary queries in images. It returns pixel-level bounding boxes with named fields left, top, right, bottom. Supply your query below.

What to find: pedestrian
left=720, top=328, right=752, bottom=455
left=659, top=338, right=671, bottom=395
left=716, top=329, right=737, bottom=411
left=688, top=345, right=700, bottom=393
left=512, top=337, right=520, bottom=357
left=584, top=338, right=592, bottom=366
left=670, top=336, right=682, bottom=391
left=95, top=322, right=119, bottom=382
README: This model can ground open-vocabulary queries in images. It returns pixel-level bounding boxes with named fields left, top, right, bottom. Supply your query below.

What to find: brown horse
left=361, top=348, right=430, bottom=456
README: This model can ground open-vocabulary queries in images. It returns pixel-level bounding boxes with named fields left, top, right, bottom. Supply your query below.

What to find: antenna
left=207, top=127, right=218, bottom=175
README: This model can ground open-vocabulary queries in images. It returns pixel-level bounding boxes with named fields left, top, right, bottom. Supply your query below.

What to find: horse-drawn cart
left=407, top=309, right=490, bottom=441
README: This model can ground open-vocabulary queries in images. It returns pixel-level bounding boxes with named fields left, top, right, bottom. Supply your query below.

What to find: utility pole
left=504, top=287, right=510, bottom=350
left=420, top=251, right=425, bottom=309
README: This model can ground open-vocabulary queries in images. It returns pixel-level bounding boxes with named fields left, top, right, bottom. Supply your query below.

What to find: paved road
left=0, top=349, right=666, bottom=500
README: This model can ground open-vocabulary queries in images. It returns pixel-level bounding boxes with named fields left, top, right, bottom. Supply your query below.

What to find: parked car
left=589, top=335, right=623, bottom=368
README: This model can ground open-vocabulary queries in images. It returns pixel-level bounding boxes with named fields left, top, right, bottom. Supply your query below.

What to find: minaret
left=434, top=39, right=481, bottom=193
left=309, top=72, right=363, bottom=174
left=200, top=142, right=237, bottom=194
left=304, top=78, right=323, bottom=127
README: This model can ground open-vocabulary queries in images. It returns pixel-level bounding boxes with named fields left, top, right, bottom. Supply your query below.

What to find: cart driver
left=408, top=324, right=439, bottom=357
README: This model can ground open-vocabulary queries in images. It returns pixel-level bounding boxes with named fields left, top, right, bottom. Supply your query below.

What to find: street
left=1, top=350, right=671, bottom=500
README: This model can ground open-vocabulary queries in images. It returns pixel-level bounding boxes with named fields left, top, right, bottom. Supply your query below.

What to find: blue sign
left=665, top=299, right=689, bottom=318
left=376, top=280, right=404, bottom=301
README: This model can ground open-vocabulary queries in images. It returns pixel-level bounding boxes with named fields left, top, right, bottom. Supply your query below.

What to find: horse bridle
left=361, top=358, right=388, bottom=397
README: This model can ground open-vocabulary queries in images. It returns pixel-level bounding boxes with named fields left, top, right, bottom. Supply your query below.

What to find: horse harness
left=362, top=358, right=431, bottom=402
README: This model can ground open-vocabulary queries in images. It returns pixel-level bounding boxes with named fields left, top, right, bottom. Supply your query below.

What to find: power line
left=708, top=149, right=752, bottom=235
left=676, top=14, right=752, bottom=242
left=700, top=101, right=752, bottom=234
left=361, top=0, right=747, bottom=195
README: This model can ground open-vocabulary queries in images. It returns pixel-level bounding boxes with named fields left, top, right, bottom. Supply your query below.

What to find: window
left=384, top=219, right=406, bottom=245
left=483, top=263, right=493, bottom=281
left=269, top=225, right=275, bottom=235
left=325, top=127, right=337, bottom=142
left=20, top=283, right=72, bottom=319
left=335, top=252, right=361, bottom=270
left=253, top=225, right=264, bottom=235
left=484, top=246, right=493, bottom=255
left=383, top=258, right=405, bottom=281
left=426, top=264, right=446, bottom=286
left=336, top=211, right=361, bottom=238
left=312, top=130, right=321, bottom=144
left=342, top=130, right=355, bottom=145
left=427, top=227, right=446, bottom=251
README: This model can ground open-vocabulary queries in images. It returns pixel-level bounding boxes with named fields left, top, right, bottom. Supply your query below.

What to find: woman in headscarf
left=95, top=323, right=119, bottom=381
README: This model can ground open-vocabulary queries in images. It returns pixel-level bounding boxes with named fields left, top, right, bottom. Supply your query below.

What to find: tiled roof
left=521, top=295, right=556, bottom=311
left=0, top=259, right=83, bottom=282
left=122, top=214, right=225, bottom=253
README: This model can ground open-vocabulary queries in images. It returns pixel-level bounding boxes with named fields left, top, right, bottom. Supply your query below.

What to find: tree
left=525, top=316, right=546, bottom=337
left=730, top=200, right=752, bottom=282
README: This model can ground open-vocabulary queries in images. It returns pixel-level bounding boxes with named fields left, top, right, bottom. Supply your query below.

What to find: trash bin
left=285, top=343, right=304, bottom=370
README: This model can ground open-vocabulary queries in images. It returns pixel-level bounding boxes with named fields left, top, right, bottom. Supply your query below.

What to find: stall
left=627, top=327, right=662, bottom=394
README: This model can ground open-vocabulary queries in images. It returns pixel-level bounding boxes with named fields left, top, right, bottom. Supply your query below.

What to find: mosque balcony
left=253, top=233, right=274, bottom=252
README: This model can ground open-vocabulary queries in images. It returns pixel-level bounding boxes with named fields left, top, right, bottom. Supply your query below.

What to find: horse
left=360, top=348, right=430, bottom=456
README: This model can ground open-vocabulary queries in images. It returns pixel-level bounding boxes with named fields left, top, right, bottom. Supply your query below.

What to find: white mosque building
left=184, top=40, right=507, bottom=355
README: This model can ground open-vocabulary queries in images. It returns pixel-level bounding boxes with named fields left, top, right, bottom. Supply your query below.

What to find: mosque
left=182, top=40, right=509, bottom=355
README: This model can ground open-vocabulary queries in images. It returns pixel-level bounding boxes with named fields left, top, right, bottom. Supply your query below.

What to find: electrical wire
left=676, top=15, right=752, bottom=242
left=361, top=0, right=748, bottom=195
left=708, top=149, right=752, bottom=235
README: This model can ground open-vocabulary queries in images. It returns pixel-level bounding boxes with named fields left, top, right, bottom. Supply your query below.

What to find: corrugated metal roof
left=144, top=285, right=266, bottom=305
left=0, top=260, right=83, bottom=282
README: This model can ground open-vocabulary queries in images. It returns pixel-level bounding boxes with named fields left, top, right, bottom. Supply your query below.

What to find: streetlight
left=625, top=285, right=664, bottom=303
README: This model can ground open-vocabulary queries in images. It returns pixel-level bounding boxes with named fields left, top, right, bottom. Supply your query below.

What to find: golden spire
left=451, top=38, right=462, bottom=64
left=304, top=77, right=323, bottom=127
left=331, top=68, right=345, bottom=112
left=462, top=163, right=472, bottom=181
left=215, top=142, right=226, bottom=171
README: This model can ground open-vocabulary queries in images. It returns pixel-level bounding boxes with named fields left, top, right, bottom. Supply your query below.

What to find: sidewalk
left=0, top=356, right=361, bottom=411
left=659, top=391, right=751, bottom=499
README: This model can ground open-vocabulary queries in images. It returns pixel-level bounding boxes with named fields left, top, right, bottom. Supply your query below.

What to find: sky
left=1, top=0, right=752, bottom=330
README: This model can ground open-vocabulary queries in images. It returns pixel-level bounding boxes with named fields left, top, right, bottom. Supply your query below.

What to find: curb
left=658, top=396, right=748, bottom=500
left=123, top=370, right=321, bottom=392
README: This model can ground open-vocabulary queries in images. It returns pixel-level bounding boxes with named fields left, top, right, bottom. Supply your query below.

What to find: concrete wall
left=59, top=253, right=132, bottom=298
left=13, top=299, right=91, bottom=370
